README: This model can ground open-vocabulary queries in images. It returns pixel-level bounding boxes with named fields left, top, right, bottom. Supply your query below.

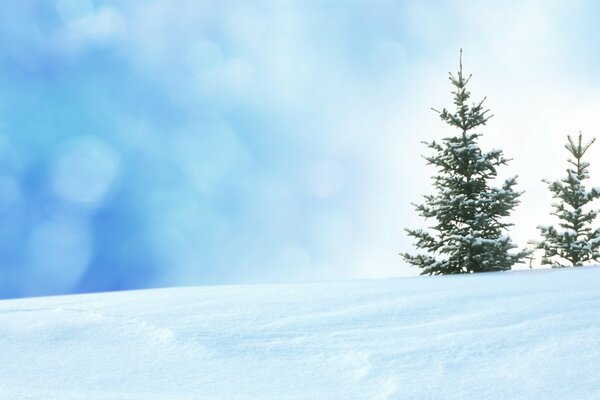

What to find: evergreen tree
left=532, top=133, right=600, bottom=267
left=402, top=51, right=529, bottom=275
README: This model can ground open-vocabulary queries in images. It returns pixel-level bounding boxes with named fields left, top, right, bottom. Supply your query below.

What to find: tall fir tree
left=402, top=51, right=529, bottom=275
left=532, top=133, right=600, bottom=267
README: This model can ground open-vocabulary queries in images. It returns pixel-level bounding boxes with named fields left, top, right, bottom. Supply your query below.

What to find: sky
left=2, top=0, right=600, bottom=298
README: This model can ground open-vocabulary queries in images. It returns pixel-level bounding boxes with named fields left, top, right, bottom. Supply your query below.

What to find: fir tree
left=532, top=133, right=600, bottom=267
left=402, top=51, right=529, bottom=275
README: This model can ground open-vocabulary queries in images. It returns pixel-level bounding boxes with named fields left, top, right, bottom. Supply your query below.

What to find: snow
left=560, top=229, right=577, bottom=237
left=2, top=267, right=600, bottom=399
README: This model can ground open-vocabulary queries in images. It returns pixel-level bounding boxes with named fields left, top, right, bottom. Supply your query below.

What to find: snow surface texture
left=1, top=267, right=600, bottom=400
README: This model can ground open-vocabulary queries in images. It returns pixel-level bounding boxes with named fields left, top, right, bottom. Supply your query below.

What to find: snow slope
left=1, top=267, right=600, bottom=400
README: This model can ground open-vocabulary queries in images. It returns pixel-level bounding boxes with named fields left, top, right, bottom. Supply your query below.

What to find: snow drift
left=1, top=267, right=600, bottom=399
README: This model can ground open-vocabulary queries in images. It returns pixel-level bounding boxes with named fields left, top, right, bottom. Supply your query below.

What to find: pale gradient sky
left=1, top=0, right=600, bottom=298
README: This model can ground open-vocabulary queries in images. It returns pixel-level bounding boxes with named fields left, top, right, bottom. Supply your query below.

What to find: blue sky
left=2, top=0, right=600, bottom=298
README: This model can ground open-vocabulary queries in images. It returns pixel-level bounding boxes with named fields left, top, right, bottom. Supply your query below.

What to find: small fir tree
left=532, top=133, right=600, bottom=267
left=402, top=51, right=530, bottom=275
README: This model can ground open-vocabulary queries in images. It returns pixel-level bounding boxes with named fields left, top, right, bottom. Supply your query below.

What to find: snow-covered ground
left=1, top=267, right=600, bottom=399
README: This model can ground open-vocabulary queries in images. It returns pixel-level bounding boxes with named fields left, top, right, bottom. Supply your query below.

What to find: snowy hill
left=1, top=267, right=600, bottom=400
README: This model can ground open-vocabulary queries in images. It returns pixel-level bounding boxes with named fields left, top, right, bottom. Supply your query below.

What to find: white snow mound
left=2, top=267, right=600, bottom=399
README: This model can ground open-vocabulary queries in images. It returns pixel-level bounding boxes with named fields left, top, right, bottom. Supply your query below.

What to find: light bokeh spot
left=27, top=216, right=92, bottom=294
left=55, top=0, right=94, bottom=22
left=52, top=137, right=121, bottom=208
left=172, top=119, right=248, bottom=193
